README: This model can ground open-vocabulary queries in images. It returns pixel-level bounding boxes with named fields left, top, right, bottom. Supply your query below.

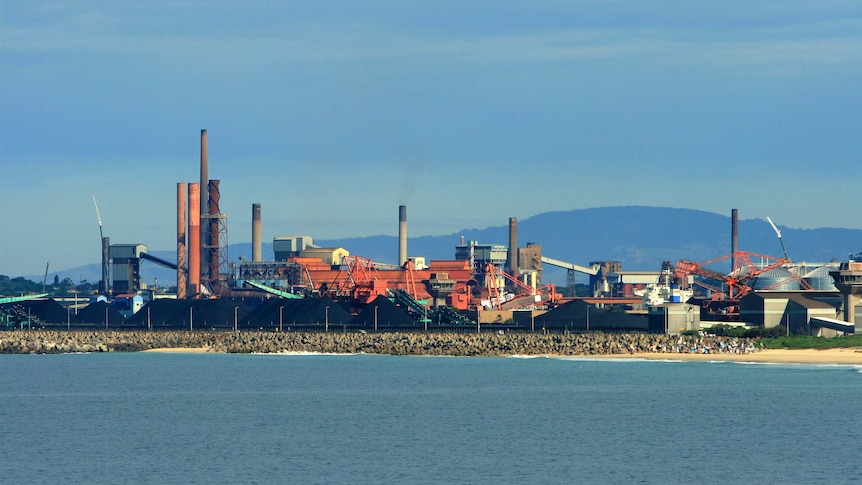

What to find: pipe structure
left=176, top=182, right=187, bottom=299
left=508, top=217, right=519, bottom=279
left=398, top=205, right=407, bottom=267
left=188, top=183, right=200, bottom=298
left=252, top=203, right=262, bottom=263
left=207, top=179, right=221, bottom=288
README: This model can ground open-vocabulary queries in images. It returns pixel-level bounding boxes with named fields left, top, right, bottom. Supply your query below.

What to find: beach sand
left=603, top=347, right=862, bottom=365
left=135, top=346, right=862, bottom=364
left=140, top=347, right=211, bottom=353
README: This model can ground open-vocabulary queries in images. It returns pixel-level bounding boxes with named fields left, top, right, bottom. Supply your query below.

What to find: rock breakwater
left=0, top=330, right=757, bottom=356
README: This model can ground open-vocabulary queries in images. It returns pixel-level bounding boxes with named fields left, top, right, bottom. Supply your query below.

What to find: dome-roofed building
left=751, top=267, right=800, bottom=291
left=802, top=265, right=839, bottom=291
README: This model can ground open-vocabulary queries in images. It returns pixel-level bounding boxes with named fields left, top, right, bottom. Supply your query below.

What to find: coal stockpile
left=0, top=299, right=73, bottom=328
left=535, top=300, right=648, bottom=332
left=77, top=301, right=126, bottom=327
left=126, top=299, right=252, bottom=329
left=351, top=295, right=418, bottom=329
left=242, top=297, right=351, bottom=329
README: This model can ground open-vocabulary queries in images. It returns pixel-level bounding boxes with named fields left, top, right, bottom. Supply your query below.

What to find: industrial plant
left=2, top=131, right=859, bottom=337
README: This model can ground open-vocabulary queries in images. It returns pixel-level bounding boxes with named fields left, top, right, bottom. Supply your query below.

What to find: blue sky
left=2, top=1, right=861, bottom=278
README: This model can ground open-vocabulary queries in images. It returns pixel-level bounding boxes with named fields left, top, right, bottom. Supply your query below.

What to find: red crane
left=675, top=250, right=800, bottom=301
left=323, top=255, right=388, bottom=304
left=484, top=264, right=559, bottom=311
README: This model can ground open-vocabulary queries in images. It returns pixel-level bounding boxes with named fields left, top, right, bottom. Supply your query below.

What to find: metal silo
left=751, top=267, right=800, bottom=291
left=802, top=265, right=838, bottom=291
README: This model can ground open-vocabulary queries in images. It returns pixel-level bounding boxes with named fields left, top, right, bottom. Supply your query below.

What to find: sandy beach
left=604, top=347, right=862, bottom=365
left=140, top=347, right=211, bottom=353
left=137, top=346, right=862, bottom=365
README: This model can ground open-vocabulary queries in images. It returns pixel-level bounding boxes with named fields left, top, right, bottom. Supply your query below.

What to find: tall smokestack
left=731, top=208, right=739, bottom=272
left=200, top=129, right=208, bottom=216
left=398, top=205, right=407, bottom=267
left=252, top=203, right=262, bottom=263
left=177, top=183, right=187, bottom=299
left=508, top=217, right=518, bottom=278
left=207, top=179, right=220, bottom=289
left=188, top=183, right=200, bottom=298
left=200, top=130, right=209, bottom=283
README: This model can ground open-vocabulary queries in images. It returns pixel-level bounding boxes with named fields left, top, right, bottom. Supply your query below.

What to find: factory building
left=648, top=303, right=700, bottom=335
left=273, top=235, right=317, bottom=260
left=109, top=244, right=147, bottom=294
left=739, top=292, right=841, bottom=336
left=299, top=248, right=349, bottom=266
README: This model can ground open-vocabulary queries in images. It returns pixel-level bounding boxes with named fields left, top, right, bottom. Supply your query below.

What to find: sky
left=2, top=1, right=861, bottom=278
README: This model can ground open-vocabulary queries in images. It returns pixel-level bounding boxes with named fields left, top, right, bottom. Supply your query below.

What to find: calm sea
left=2, top=353, right=861, bottom=484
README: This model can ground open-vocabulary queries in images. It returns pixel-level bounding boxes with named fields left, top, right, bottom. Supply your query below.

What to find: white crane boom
left=92, top=195, right=104, bottom=240
left=765, top=216, right=789, bottom=261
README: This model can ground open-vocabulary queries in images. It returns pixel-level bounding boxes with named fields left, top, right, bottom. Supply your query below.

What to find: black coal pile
left=351, top=295, right=417, bottom=329
left=242, top=296, right=351, bottom=329
left=77, top=301, right=126, bottom=327
left=126, top=299, right=252, bottom=329
left=0, top=298, right=71, bottom=327
left=535, top=300, right=647, bottom=331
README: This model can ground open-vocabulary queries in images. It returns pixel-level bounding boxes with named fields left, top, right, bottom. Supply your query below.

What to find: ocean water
left=2, top=353, right=861, bottom=484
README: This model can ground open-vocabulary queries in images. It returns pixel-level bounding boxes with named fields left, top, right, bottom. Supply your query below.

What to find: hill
left=31, top=206, right=862, bottom=287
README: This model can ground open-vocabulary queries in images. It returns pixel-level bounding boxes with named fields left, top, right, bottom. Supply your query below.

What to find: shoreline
left=140, top=347, right=211, bottom=353
left=597, top=348, right=862, bottom=365
left=141, top=346, right=862, bottom=365
left=2, top=331, right=861, bottom=365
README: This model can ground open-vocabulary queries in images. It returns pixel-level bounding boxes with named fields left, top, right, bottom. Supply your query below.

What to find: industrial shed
left=647, top=303, right=700, bottom=335
left=739, top=292, right=839, bottom=335
left=533, top=299, right=647, bottom=332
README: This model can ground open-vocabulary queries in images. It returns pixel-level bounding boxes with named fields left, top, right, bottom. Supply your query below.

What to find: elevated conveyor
left=0, top=294, right=49, bottom=329
left=244, top=280, right=303, bottom=299
left=140, top=252, right=178, bottom=270
left=389, top=289, right=429, bottom=315
left=541, top=256, right=600, bottom=275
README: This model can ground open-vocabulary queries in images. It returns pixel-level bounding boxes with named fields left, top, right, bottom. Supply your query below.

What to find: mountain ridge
left=27, top=206, right=862, bottom=286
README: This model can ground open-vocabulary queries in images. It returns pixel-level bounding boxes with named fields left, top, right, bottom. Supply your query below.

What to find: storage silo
left=751, top=267, right=800, bottom=291
left=802, top=265, right=838, bottom=291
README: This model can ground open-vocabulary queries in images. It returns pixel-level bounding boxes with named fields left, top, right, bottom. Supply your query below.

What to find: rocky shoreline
left=0, top=330, right=757, bottom=356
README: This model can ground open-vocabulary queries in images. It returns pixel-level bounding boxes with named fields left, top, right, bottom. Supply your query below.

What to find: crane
left=92, top=196, right=110, bottom=295
left=675, top=251, right=791, bottom=301
left=483, top=264, right=559, bottom=311
left=323, top=255, right=388, bottom=304
left=766, top=217, right=789, bottom=261
left=92, top=195, right=104, bottom=241
left=764, top=217, right=812, bottom=291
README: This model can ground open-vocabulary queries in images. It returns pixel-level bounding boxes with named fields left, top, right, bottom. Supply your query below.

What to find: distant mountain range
left=31, top=206, right=862, bottom=287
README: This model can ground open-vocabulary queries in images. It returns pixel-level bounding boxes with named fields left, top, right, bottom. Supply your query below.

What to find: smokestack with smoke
left=398, top=205, right=407, bottom=267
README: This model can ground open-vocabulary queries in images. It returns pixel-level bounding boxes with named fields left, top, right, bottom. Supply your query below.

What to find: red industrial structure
left=675, top=250, right=811, bottom=318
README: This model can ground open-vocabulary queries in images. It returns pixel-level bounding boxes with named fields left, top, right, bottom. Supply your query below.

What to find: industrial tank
left=802, top=265, right=838, bottom=291
left=751, top=267, right=800, bottom=291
